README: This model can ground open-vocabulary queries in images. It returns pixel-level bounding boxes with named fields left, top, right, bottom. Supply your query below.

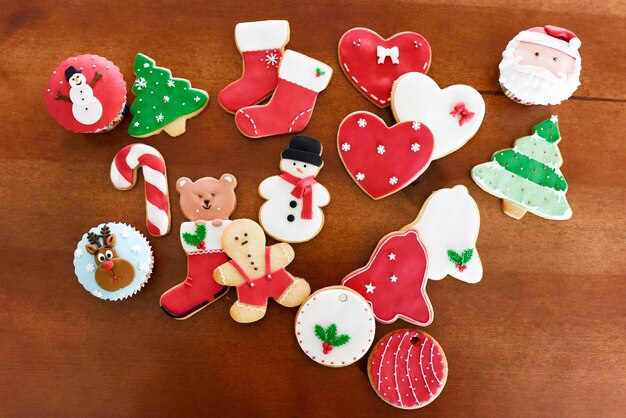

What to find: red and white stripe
left=110, top=144, right=170, bottom=237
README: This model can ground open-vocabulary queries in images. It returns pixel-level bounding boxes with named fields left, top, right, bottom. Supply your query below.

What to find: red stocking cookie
left=235, top=50, right=332, bottom=138
left=368, top=330, right=448, bottom=409
left=295, top=286, right=375, bottom=367
left=218, top=20, right=290, bottom=113
left=159, top=174, right=238, bottom=320
left=337, top=111, right=434, bottom=199
left=342, top=230, right=433, bottom=326
left=338, top=28, right=431, bottom=107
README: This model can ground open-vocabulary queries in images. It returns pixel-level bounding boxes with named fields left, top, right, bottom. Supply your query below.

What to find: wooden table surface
left=1, top=0, right=625, bottom=416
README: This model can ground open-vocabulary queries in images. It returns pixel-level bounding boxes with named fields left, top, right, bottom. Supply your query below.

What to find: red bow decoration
left=450, top=102, right=475, bottom=126
left=279, top=171, right=317, bottom=220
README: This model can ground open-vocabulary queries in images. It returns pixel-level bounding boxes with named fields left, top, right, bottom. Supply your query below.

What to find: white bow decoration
left=376, top=45, right=400, bottom=64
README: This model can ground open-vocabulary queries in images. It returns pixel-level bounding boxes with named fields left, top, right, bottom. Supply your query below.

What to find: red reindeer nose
left=102, top=260, right=114, bottom=270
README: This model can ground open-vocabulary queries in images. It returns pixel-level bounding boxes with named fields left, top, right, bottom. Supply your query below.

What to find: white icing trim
left=235, top=300, right=265, bottom=312
left=514, top=31, right=580, bottom=60
left=419, top=339, right=434, bottom=397
left=279, top=50, right=332, bottom=93
left=430, top=344, right=441, bottom=384
left=235, top=20, right=290, bottom=52
left=394, top=332, right=407, bottom=406
left=277, top=280, right=294, bottom=304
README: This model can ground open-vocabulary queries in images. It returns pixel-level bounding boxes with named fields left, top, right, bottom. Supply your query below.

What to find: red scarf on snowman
left=279, top=171, right=317, bottom=220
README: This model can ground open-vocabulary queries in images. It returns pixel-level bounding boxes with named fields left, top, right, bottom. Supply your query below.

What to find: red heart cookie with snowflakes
left=337, top=112, right=434, bottom=200
left=338, top=28, right=431, bottom=107
left=342, top=230, right=433, bottom=326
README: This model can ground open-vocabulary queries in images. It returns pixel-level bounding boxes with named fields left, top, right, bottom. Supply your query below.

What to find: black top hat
left=64, top=66, right=82, bottom=82
left=281, top=135, right=323, bottom=167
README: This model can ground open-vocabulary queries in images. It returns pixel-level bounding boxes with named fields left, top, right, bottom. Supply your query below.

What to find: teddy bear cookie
left=295, top=286, right=375, bottom=367
left=391, top=72, right=485, bottom=160
left=160, top=174, right=238, bottom=320
left=499, top=25, right=582, bottom=105
left=213, top=219, right=311, bottom=323
left=218, top=20, right=290, bottom=113
left=342, top=230, right=433, bottom=326
left=128, top=53, right=208, bottom=138
left=46, top=54, right=126, bottom=133
left=402, top=185, right=482, bottom=283
left=368, top=329, right=448, bottom=409
left=258, top=135, right=330, bottom=243
left=472, top=116, right=572, bottom=220
left=73, top=223, right=153, bottom=301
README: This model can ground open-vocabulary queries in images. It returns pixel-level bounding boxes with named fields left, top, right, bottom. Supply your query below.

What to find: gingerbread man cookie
left=213, top=219, right=311, bottom=323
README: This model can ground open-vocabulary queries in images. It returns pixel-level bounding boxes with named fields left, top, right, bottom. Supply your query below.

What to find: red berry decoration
left=368, top=329, right=447, bottom=409
left=315, top=323, right=350, bottom=355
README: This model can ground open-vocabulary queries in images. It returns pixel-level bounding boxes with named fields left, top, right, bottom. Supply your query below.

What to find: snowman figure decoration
left=56, top=66, right=103, bottom=125
left=259, top=135, right=330, bottom=243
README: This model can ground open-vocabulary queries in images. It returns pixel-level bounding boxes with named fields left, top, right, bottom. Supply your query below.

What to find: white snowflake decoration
left=120, top=229, right=130, bottom=238
left=85, top=263, right=95, bottom=273
left=411, top=143, right=420, bottom=152
left=133, top=122, right=140, bottom=128
left=356, top=172, right=365, bottom=181
left=134, top=77, right=147, bottom=90
left=264, top=52, right=279, bottom=66
left=138, top=263, right=149, bottom=273
left=143, top=63, right=150, bottom=68
left=91, top=290, right=103, bottom=298
left=389, top=176, right=398, bottom=185
left=167, top=79, right=175, bottom=88
left=163, top=96, right=170, bottom=103
left=341, top=143, right=351, bottom=152
left=74, top=249, right=84, bottom=258
left=377, top=145, right=386, bottom=155
left=155, top=113, right=164, bottom=123
left=194, top=96, right=201, bottom=102
left=357, top=118, right=367, bottom=128
left=412, top=121, right=421, bottom=130
left=131, top=245, right=141, bottom=254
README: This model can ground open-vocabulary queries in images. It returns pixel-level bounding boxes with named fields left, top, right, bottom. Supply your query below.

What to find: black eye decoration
left=304, top=164, right=307, bottom=168
left=244, top=233, right=248, bottom=237
left=535, top=52, right=539, bottom=57
left=235, top=236, right=239, bottom=240
left=293, top=162, right=296, bottom=166
left=553, top=57, right=558, bottom=62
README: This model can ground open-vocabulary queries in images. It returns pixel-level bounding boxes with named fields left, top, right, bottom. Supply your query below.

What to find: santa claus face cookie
left=46, top=55, right=127, bottom=133
left=499, top=25, right=582, bottom=105
left=368, top=330, right=448, bottom=409
left=295, top=286, right=375, bottom=367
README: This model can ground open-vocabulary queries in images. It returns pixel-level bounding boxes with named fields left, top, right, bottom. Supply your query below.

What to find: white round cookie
left=295, top=286, right=375, bottom=367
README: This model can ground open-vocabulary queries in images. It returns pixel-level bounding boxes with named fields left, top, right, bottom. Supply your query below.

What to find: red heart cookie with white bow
left=338, top=28, right=431, bottom=107
left=337, top=112, right=434, bottom=200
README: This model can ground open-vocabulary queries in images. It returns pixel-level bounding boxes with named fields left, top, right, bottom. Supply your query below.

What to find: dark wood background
left=1, top=0, right=624, bottom=416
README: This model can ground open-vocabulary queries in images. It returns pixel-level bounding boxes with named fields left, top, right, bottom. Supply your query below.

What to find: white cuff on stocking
left=278, top=50, right=333, bottom=93
left=235, top=20, right=290, bottom=52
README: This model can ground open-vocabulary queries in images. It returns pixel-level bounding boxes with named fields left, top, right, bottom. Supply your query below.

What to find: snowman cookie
left=258, top=135, right=330, bottom=243
left=499, top=25, right=582, bottom=105
left=73, top=222, right=153, bottom=301
left=295, top=286, right=375, bottom=367
left=342, top=229, right=433, bottom=326
left=368, top=329, right=448, bottom=409
left=391, top=72, right=485, bottom=160
left=46, top=55, right=126, bottom=133
left=401, top=185, right=482, bottom=283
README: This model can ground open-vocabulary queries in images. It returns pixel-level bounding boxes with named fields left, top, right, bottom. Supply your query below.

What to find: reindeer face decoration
left=85, top=225, right=136, bottom=292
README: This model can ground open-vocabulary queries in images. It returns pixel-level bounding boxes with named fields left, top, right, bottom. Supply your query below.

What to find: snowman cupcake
left=73, top=222, right=153, bottom=301
left=46, top=55, right=127, bottom=133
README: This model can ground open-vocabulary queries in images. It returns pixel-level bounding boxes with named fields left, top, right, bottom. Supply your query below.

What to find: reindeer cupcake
left=74, top=222, right=153, bottom=300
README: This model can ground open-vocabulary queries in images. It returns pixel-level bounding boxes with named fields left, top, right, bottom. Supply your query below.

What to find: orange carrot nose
left=296, top=167, right=303, bottom=174
left=102, top=260, right=114, bottom=270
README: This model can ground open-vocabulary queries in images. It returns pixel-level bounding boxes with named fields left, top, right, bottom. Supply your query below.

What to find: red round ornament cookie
left=368, top=329, right=447, bottom=410
left=46, top=55, right=127, bottom=133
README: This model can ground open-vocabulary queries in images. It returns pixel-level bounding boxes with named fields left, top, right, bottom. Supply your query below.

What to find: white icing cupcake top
left=295, top=286, right=375, bottom=367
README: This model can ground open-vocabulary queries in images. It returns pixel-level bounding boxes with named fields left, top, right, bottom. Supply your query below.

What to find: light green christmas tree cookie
left=471, top=115, right=572, bottom=220
left=128, top=53, right=208, bottom=138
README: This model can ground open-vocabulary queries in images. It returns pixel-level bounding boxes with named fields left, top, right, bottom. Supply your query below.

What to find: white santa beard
left=499, top=42, right=581, bottom=105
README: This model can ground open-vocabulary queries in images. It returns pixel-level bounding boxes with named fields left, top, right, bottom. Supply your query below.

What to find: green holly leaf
left=461, top=248, right=474, bottom=265
left=325, top=324, right=337, bottom=343
left=182, top=224, right=206, bottom=246
left=447, top=250, right=463, bottom=265
left=316, top=67, right=325, bottom=76
left=314, top=324, right=326, bottom=342
left=331, top=334, right=351, bottom=347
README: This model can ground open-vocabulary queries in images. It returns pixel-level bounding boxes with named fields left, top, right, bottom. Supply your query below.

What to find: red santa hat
left=513, top=25, right=581, bottom=60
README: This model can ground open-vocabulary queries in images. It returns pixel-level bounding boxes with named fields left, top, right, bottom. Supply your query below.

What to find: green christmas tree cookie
left=128, top=53, right=208, bottom=138
left=471, top=115, right=572, bottom=220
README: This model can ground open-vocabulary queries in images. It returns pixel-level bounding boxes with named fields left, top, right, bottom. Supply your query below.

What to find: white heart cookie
left=391, top=72, right=485, bottom=160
